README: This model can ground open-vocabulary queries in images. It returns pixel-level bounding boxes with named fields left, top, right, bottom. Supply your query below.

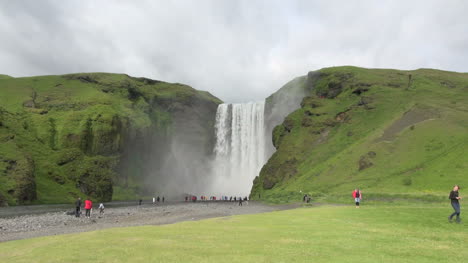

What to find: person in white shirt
left=99, top=203, right=105, bottom=215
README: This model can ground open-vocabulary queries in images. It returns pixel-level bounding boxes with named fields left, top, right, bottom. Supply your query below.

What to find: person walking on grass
left=84, top=197, right=93, bottom=218
left=448, top=185, right=462, bottom=223
left=75, top=197, right=82, bottom=217
left=353, top=189, right=362, bottom=208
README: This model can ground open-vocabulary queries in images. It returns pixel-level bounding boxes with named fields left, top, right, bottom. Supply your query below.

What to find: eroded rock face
left=0, top=73, right=221, bottom=205
left=2, top=155, right=37, bottom=205
left=13, top=156, right=37, bottom=204
left=358, top=152, right=377, bottom=171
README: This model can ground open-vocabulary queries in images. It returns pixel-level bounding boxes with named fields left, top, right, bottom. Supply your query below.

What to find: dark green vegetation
left=252, top=67, right=468, bottom=203
left=0, top=73, right=221, bottom=205
left=0, top=205, right=466, bottom=262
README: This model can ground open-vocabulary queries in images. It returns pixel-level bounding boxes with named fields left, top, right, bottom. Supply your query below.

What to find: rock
left=358, top=151, right=377, bottom=171
left=22, top=100, right=35, bottom=108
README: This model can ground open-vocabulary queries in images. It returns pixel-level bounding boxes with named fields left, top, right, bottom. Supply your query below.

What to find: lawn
left=0, top=204, right=466, bottom=263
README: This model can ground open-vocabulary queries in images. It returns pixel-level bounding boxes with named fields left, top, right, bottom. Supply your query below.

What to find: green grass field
left=1, top=204, right=466, bottom=263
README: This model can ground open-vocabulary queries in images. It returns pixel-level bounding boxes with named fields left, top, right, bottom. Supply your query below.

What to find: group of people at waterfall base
left=72, top=186, right=461, bottom=223
left=74, top=197, right=104, bottom=218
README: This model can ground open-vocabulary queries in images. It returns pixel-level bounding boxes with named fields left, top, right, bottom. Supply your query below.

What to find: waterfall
left=211, top=102, right=266, bottom=196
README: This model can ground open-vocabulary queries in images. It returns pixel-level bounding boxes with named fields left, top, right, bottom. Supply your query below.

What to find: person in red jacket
left=352, top=189, right=362, bottom=208
left=84, top=198, right=93, bottom=218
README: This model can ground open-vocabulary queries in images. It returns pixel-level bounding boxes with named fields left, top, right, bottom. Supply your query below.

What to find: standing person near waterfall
left=84, top=197, right=93, bottom=218
left=352, top=189, right=362, bottom=208
left=75, top=197, right=82, bottom=217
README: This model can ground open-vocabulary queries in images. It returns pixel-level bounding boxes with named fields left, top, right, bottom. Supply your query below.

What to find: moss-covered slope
left=0, top=73, right=221, bottom=205
left=251, top=66, right=468, bottom=202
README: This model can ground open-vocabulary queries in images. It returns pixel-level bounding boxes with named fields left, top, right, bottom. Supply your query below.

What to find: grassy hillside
left=0, top=73, right=221, bottom=205
left=252, top=66, right=468, bottom=203
left=0, top=205, right=465, bottom=262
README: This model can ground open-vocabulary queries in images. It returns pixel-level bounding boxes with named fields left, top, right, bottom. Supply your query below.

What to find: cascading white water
left=211, top=102, right=266, bottom=196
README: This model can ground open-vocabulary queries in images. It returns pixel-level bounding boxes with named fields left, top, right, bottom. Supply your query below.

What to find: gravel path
left=0, top=201, right=298, bottom=242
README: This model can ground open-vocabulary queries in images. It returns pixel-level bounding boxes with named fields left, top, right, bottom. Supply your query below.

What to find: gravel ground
left=0, top=201, right=298, bottom=242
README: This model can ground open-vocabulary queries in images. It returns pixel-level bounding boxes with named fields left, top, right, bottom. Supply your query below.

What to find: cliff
left=251, top=66, right=468, bottom=202
left=0, top=73, right=221, bottom=205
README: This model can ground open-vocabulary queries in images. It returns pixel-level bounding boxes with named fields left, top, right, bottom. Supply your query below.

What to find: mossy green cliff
left=252, top=66, right=468, bottom=203
left=0, top=73, right=221, bottom=205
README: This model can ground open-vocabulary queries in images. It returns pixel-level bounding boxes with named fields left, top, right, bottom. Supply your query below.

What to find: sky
left=0, top=0, right=467, bottom=103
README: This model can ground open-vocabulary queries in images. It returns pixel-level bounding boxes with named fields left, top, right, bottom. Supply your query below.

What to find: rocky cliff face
left=0, top=73, right=221, bottom=205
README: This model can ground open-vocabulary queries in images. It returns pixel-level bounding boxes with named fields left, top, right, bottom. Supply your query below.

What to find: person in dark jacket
left=449, top=185, right=462, bottom=223
left=75, top=197, right=82, bottom=217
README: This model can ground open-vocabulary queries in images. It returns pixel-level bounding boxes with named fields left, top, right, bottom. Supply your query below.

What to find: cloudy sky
left=0, top=0, right=467, bottom=102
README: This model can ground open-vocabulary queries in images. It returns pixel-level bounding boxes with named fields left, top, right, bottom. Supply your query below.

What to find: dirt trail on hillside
left=0, top=201, right=299, bottom=242
left=375, top=107, right=439, bottom=142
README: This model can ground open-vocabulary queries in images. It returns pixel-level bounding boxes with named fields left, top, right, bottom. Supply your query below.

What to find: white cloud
left=0, top=0, right=467, bottom=102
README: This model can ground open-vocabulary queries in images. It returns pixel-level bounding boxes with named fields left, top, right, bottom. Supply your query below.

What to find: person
left=185, top=196, right=188, bottom=202
left=139, top=199, right=142, bottom=206
left=162, top=196, right=165, bottom=203
left=84, top=197, right=93, bottom=218
left=238, top=198, right=243, bottom=206
left=352, top=189, right=362, bottom=208
left=75, top=197, right=82, bottom=217
left=99, top=203, right=105, bottom=215
left=152, top=197, right=156, bottom=205
left=157, top=196, right=160, bottom=203
left=448, top=185, right=462, bottom=223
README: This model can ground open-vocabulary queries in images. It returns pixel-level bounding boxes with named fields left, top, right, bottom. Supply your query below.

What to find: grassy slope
left=252, top=66, right=468, bottom=203
left=0, top=205, right=466, bottom=262
left=0, top=73, right=221, bottom=205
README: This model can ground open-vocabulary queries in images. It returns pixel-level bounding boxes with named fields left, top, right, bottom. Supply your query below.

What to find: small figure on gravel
left=352, top=189, right=362, bottom=208
left=162, top=196, right=165, bottom=203
left=99, top=203, right=105, bottom=215
left=153, top=197, right=156, bottom=205
left=84, top=198, right=93, bottom=218
left=448, top=185, right=462, bottom=223
left=75, top=197, right=82, bottom=217
left=139, top=199, right=142, bottom=206
left=238, top=198, right=243, bottom=206
left=157, top=196, right=160, bottom=203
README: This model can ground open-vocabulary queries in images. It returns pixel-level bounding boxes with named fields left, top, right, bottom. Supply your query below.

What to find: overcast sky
left=0, top=1, right=467, bottom=102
